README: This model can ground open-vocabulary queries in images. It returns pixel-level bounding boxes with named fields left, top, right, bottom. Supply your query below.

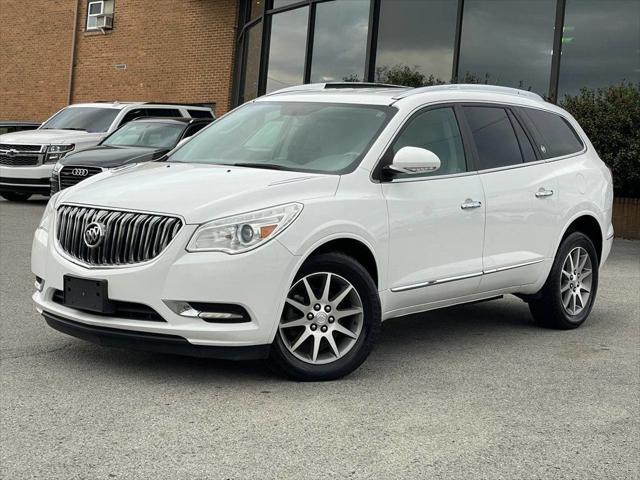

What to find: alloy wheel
left=560, top=246, right=593, bottom=316
left=279, top=272, right=364, bottom=365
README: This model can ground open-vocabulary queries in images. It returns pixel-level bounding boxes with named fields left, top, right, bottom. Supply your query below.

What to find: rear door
left=462, top=104, right=559, bottom=292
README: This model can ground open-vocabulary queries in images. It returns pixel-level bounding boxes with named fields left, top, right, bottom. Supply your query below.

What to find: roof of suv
left=260, top=82, right=548, bottom=108
left=127, top=117, right=213, bottom=126
left=65, top=102, right=213, bottom=110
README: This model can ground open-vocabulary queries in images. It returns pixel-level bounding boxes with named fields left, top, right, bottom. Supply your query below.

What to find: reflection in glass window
left=458, top=0, right=555, bottom=95
left=266, top=7, right=309, bottom=93
left=558, top=0, right=640, bottom=98
left=241, top=23, right=263, bottom=103
left=272, top=0, right=302, bottom=9
left=310, top=0, right=370, bottom=83
left=376, top=0, right=457, bottom=86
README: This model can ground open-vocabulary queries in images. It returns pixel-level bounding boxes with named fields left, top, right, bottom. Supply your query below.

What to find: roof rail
left=392, top=84, right=545, bottom=102
left=144, top=102, right=215, bottom=108
left=266, top=82, right=407, bottom=96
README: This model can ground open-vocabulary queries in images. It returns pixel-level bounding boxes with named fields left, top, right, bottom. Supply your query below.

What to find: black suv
left=51, top=117, right=212, bottom=194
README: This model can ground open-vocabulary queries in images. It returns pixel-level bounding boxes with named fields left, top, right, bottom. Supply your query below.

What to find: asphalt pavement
left=1, top=197, right=638, bottom=479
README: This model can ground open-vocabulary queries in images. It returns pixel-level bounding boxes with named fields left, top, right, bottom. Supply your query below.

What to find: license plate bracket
left=63, top=275, right=115, bottom=314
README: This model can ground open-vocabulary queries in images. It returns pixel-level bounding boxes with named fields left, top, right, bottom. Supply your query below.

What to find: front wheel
left=529, top=232, right=599, bottom=329
left=0, top=192, right=32, bottom=202
left=270, top=253, right=381, bottom=381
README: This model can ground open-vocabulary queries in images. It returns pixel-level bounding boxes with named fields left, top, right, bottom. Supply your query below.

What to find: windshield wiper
left=231, top=162, right=291, bottom=171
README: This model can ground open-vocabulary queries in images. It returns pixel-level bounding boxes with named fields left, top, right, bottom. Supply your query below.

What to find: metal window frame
left=232, top=0, right=566, bottom=107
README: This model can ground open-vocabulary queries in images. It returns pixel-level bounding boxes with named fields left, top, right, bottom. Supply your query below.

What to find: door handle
left=535, top=188, right=554, bottom=198
left=461, top=199, right=482, bottom=210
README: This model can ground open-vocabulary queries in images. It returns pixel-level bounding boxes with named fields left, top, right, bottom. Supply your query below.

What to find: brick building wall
left=0, top=0, right=238, bottom=122
left=0, top=0, right=76, bottom=122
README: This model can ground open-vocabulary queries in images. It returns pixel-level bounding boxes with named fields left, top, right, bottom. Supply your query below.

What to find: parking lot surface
left=1, top=198, right=638, bottom=480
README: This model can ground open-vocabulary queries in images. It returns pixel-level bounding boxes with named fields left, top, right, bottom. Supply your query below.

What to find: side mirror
left=387, top=146, right=441, bottom=175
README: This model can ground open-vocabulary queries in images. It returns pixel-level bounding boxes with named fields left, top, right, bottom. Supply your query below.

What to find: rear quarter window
left=187, top=109, right=214, bottom=119
left=521, top=108, right=584, bottom=158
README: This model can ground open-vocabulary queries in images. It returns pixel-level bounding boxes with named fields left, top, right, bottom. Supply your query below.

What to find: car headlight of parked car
left=187, top=203, right=303, bottom=254
left=45, top=144, right=75, bottom=163
left=37, top=193, right=59, bottom=232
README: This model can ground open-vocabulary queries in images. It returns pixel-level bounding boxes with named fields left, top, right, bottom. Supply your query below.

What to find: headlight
left=187, top=203, right=303, bottom=254
left=38, top=193, right=59, bottom=232
left=45, top=144, right=75, bottom=163
left=52, top=162, right=64, bottom=174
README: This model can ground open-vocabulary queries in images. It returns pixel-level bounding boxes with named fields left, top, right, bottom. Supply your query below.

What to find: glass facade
left=235, top=0, right=640, bottom=105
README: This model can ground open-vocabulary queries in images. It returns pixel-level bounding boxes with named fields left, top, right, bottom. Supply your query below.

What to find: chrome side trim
left=606, top=232, right=614, bottom=240
left=391, top=259, right=546, bottom=293
left=482, top=258, right=545, bottom=274
left=391, top=271, right=483, bottom=292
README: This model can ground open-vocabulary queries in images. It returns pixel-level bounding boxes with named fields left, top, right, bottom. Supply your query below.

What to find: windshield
left=169, top=102, right=394, bottom=174
left=102, top=122, right=185, bottom=148
left=41, top=107, right=119, bottom=133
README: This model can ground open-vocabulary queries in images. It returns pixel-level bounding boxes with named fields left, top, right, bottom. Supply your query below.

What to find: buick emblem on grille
left=83, top=222, right=105, bottom=249
left=71, top=168, right=89, bottom=177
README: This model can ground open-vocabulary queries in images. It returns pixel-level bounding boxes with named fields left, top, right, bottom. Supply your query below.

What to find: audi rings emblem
left=83, top=222, right=105, bottom=249
left=71, top=168, right=89, bottom=177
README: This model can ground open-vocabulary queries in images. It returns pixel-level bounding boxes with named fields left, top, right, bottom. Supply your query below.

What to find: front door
left=382, top=106, right=485, bottom=316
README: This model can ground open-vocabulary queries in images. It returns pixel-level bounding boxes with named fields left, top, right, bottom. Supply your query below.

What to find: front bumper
left=32, top=222, right=300, bottom=352
left=0, top=164, right=53, bottom=195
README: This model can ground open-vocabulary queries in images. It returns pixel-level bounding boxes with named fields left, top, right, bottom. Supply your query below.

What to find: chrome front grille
left=56, top=205, right=183, bottom=266
left=59, top=166, right=103, bottom=190
left=0, top=144, right=45, bottom=166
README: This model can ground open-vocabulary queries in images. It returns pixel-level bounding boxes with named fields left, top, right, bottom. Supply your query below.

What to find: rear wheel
left=270, top=253, right=381, bottom=381
left=529, top=232, right=599, bottom=329
left=0, top=192, right=32, bottom=202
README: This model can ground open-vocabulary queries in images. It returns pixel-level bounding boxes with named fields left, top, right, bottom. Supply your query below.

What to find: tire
left=529, top=232, right=599, bottom=329
left=0, top=192, right=32, bottom=202
left=270, top=252, right=381, bottom=381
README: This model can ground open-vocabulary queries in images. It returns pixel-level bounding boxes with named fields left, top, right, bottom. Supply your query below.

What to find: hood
left=56, top=162, right=340, bottom=224
left=0, top=129, right=104, bottom=145
left=60, top=146, right=167, bottom=168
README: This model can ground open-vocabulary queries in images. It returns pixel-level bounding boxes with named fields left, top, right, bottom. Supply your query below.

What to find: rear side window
left=521, top=108, right=583, bottom=158
left=146, top=108, right=182, bottom=118
left=390, top=107, right=467, bottom=178
left=187, top=109, right=214, bottom=119
left=463, top=106, right=523, bottom=170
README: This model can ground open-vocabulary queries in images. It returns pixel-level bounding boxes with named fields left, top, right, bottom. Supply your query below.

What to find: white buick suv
left=0, top=102, right=213, bottom=201
left=31, top=83, right=614, bottom=380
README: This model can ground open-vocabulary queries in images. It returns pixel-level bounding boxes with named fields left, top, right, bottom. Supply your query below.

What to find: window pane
left=272, top=0, right=302, bottom=9
left=146, top=108, right=181, bottom=118
left=310, top=0, right=370, bottom=83
left=88, top=2, right=103, bottom=15
left=376, top=0, right=457, bottom=86
left=510, top=113, right=538, bottom=162
left=458, top=0, right=555, bottom=95
left=521, top=108, right=584, bottom=157
left=266, top=7, right=308, bottom=93
left=464, top=106, right=523, bottom=169
left=87, top=16, right=98, bottom=29
left=187, top=109, right=214, bottom=119
left=392, top=107, right=466, bottom=177
left=41, top=107, right=119, bottom=133
left=241, top=23, right=263, bottom=103
left=559, top=0, right=640, bottom=98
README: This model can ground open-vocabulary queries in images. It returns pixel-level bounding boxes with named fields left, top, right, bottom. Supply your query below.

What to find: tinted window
left=458, top=0, right=555, bottom=95
left=119, top=108, right=146, bottom=126
left=376, top=0, right=457, bottom=85
left=391, top=107, right=466, bottom=177
left=464, top=106, right=523, bottom=170
left=187, top=109, right=214, bottom=119
left=559, top=0, right=639, bottom=97
left=310, top=0, right=370, bottom=82
left=510, top=112, right=538, bottom=162
left=170, top=102, right=393, bottom=174
left=146, top=108, right=181, bottom=118
left=103, top=122, right=185, bottom=149
left=522, top=108, right=584, bottom=158
left=41, top=107, right=119, bottom=133
left=266, top=7, right=309, bottom=93
left=183, top=123, right=208, bottom=138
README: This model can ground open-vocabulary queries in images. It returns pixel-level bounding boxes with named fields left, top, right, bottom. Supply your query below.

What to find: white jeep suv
left=0, top=102, right=213, bottom=201
left=31, top=83, right=614, bottom=380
